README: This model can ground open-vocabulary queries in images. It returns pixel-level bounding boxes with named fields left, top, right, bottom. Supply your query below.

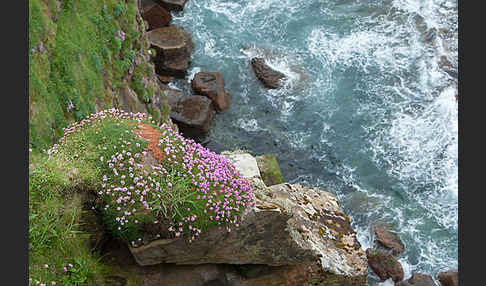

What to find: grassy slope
left=28, top=0, right=167, bottom=284
left=29, top=0, right=165, bottom=152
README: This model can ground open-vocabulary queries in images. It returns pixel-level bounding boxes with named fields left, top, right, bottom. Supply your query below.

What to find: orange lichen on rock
left=134, top=123, right=166, bottom=162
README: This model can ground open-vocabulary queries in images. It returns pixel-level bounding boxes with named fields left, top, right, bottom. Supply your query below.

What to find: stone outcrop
left=147, top=25, right=194, bottom=78
left=141, top=0, right=172, bottom=30
left=117, top=84, right=148, bottom=114
left=170, top=95, right=214, bottom=138
left=396, top=273, right=437, bottom=286
left=153, top=0, right=188, bottom=12
left=366, top=248, right=404, bottom=282
left=250, top=57, right=286, bottom=89
left=374, top=225, right=405, bottom=255
left=192, top=72, right=231, bottom=112
left=437, top=270, right=458, bottom=286
left=255, top=154, right=284, bottom=186
left=128, top=152, right=368, bottom=285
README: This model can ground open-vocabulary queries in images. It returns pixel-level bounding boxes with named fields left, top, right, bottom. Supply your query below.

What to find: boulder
left=147, top=25, right=194, bottom=78
left=153, top=0, right=188, bottom=12
left=192, top=72, right=231, bottom=112
left=129, top=152, right=368, bottom=285
left=396, top=273, right=437, bottom=286
left=374, top=225, right=405, bottom=255
left=250, top=57, right=286, bottom=89
left=366, top=248, right=404, bottom=282
left=437, top=270, right=458, bottom=286
left=141, top=0, right=172, bottom=30
left=255, top=154, right=284, bottom=186
left=170, top=95, right=214, bottom=138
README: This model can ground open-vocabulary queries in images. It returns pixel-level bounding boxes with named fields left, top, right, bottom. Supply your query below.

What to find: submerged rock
left=250, top=57, right=286, bottom=89
left=396, top=273, right=437, bottom=286
left=141, top=0, right=172, bottom=30
left=170, top=95, right=214, bottom=138
left=366, top=248, right=404, bottom=282
left=129, top=152, right=367, bottom=285
left=437, top=270, right=458, bottom=286
left=255, top=154, right=284, bottom=186
left=374, top=225, right=405, bottom=255
left=147, top=25, right=194, bottom=78
left=192, top=71, right=231, bottom=112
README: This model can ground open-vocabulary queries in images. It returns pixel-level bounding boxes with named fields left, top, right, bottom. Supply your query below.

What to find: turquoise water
left=171, top=0, right=458, bottom=284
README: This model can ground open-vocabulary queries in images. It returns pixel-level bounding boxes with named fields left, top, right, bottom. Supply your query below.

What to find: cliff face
left=29, top=0, right=170, bottom=151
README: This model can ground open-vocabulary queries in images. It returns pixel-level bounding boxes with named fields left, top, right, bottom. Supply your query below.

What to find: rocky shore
left=100, top=1, right=459, bottom=285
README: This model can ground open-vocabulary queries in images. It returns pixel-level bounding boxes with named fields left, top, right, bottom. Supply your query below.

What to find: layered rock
left=129, top=152, right=368, bottom=285
left=141, top=0, right=172, bottom=30
left=170, top=95, right=214, bottom=138
left=153, top=0, right=188, bottom=12
left=366, top=248, right=404, bottom=282
left=396, top=273, right=437, bottom=286
left=250, top=57, right=286, bottom=89
left=437, top=270, right=458, bottom=286
left=374, top=225, right=405, bottom=255
left=192, top=72, right=231, bottom=112
left=147, top=25, right=194, bottom=78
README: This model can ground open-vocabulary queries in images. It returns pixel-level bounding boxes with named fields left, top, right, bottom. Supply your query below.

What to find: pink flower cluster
left=116, top=29, right=125, bottom=41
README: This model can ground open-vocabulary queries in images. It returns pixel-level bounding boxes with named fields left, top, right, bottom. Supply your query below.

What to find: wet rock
left=147, top=25, right=194, bottom=78
left=192, top=72, right=231, bottom=112
left=141, top=0, right=172, bottom=30
left=255, top=154, right=284, bottom=186
left=170, top=95, right=214, bottom=138
left=153, top=0, right=188, bottom=12
left=396, top=273, right=437, bottom=286
left=250, top=57, right=286, bottom=89
left=366, top=248, right=404, bottom=282
left=129, top=152, right=367, bottom=285
left=437, top=270, right=458, bottom=286
left=374, top=225, right=405, bottom=255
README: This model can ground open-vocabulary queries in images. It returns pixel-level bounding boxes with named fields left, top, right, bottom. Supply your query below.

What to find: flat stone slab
left=221, top=152, right=261, bottom=179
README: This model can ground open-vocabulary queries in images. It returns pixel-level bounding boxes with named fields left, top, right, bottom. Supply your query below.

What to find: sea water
left=172, top=0, right=458, bottom=284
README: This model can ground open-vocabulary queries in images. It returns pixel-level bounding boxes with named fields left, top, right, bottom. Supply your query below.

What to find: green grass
left=29, top=0, right=168, bottom=152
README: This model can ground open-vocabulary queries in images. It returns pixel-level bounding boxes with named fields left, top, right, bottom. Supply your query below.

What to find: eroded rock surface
left=148, top=25, right=194, bottom=77
left=129, top=152, right=368, bottom=285
left=170, top=95, right=214, bottom=138
left=366, top=248, right=404, bottom=282
left=374, top=225, right=405, bottom=255
left=141, top=0, right=172, bottom=30
left=192, top=72, right=231, bottom=112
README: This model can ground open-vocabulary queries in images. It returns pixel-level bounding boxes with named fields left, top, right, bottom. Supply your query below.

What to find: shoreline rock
left=255, top=154, right=284, bottom=186
left=192, top=71, right=231, bottom=112
left=374, top=225, right=405, bottom=255
left=141, top=0, right=172, bottom=30
left=396, top=273, right=437, bottom=286
left=153, top=0, right=188, bottom=12
left=170, top=95, right=214, bottom=138
left=129, top=152, right=368, bottom=285
left=250, top=57, right=286, bottom=89
left=437, top=270, right=458, bottom=286
left=366, top=248, right=404, bottom=282
left=147, top=25, right=194, bottom=78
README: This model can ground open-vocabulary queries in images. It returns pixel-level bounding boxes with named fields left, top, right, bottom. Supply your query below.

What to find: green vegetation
left=29, top=109, right=255, bottom=284
left=28, top=0, right=165, bottom=152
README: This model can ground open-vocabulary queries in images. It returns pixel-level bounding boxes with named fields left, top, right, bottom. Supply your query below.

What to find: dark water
left=171, top=0, right=458, bottom=284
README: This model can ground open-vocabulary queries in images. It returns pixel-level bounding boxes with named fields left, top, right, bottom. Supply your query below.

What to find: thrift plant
left=46, top=108, right=255, bottom=246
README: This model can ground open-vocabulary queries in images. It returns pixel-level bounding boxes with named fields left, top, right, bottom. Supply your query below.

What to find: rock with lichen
left=255, top=154, right=284, bottom=186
